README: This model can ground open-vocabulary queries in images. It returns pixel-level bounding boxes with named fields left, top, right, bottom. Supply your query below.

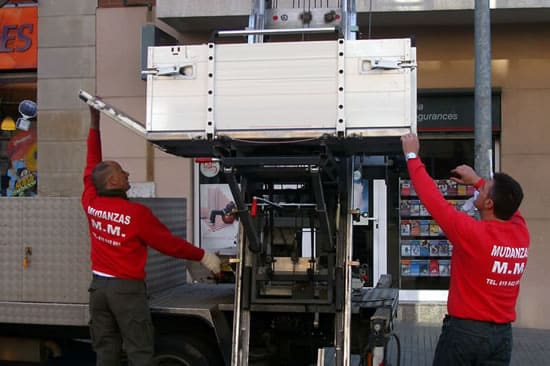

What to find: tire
left=154, top=336, right=222, bottom=366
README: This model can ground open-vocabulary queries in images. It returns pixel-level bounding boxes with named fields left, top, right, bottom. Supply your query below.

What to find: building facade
left=26, top=0, right=550, bottom=328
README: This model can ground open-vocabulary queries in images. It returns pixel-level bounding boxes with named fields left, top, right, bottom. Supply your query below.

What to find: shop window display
left=0, top=79, right=37, bottom=196
left=399, top=179, right=476, bottom=288
left=397, top=137, right=485, bottom=290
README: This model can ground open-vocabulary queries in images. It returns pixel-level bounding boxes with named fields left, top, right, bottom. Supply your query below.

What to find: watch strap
left=405, top=152, right=418, bottom=161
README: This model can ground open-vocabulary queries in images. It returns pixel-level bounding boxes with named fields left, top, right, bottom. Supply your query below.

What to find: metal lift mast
left=226, top=2, right=369, bottom=366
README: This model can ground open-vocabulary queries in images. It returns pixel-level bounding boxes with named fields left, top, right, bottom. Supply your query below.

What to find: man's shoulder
left=123, top=199, right=155, bottom=216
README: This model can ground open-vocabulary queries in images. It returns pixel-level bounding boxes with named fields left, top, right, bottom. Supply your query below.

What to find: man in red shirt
left=401, top=133, right=529, bottom=366
left=83, top=106, right=221, bottom=366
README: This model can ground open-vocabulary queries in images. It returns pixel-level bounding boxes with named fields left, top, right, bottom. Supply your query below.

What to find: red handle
left=251, top=197, right=258, bottom=217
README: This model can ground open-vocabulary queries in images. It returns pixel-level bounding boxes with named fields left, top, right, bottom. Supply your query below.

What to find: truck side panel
left=0, top=197, right=192, bottom=327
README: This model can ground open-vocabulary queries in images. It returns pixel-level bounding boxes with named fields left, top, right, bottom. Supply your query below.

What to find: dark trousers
left=209, top=209, right=224, bottom=224
left=433, top=315, right=513, bottom=366
left=89, top=275, right=155, bottom=366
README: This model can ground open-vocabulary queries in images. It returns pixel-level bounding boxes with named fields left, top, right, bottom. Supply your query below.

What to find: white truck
left=1, top=1, right=415, bottom=365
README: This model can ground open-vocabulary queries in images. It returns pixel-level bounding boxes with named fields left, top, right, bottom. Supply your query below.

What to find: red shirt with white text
left=82, top=128, right=205, bottom=280
left=407, top=158, right=529, bottom=323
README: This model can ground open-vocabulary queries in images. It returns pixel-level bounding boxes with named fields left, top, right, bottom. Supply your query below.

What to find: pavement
left=385, top=320, right=550, bottom=366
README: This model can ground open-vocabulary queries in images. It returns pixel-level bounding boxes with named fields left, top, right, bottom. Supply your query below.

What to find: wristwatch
left=405, top=152, right=418, bottom=161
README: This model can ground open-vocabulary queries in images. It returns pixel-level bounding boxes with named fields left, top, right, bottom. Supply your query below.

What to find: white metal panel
left=146, top=38, right=416, bottom=138
left=399, top=290, right=448, bottom=302
left=345, top=39, right=414, bottom=130
left=0, top=302, right=89, bottom=326
left=372, top=180, right=387, bottom=283
left=0, top=199, right=23, bottom=301
left=21, top=198, right=90, bottom=303
left=214, top=42, right=338, bottom=131
left=147, top=45, right=210, bottom=133
left=0, top=197, right=192, bottom=326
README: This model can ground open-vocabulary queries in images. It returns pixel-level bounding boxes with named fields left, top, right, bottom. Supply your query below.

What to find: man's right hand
left=450, top=165, right=482, bottom=186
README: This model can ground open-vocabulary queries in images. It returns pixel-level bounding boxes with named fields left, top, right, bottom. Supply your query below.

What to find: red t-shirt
left=407, top=158, right=529, bottom=323
left=82, top=128, right=205, bottom=280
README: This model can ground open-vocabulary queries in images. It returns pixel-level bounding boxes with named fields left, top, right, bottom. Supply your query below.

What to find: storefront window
left=0, top=4, right=38, bottom=196
left=396, top=137, right=495, bottom=290
left=197, top=162, right=239, bottom=254
left=0, top=77, right=37, bottom=196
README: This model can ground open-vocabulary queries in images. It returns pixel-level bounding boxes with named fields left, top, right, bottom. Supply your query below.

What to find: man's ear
left=484, top=198, right=494, bottom=210
left=105, top=172, right=117, bottom=189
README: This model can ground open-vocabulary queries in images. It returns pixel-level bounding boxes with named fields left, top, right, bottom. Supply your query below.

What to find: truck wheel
left=154, top=336, right=221, bottom=366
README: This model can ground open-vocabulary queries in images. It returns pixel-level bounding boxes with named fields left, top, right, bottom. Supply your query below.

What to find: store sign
left=417, top=92, right=501, bottom=132
left=0, top=6, right=37, bottom=69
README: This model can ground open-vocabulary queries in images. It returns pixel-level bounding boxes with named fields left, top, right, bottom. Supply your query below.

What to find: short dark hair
left=490, top=173, right=523, bottom=220
left=91, top=162, right=113, bottom=191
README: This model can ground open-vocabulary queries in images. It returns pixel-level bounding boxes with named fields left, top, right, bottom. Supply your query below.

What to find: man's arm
left=138, top=206, right=221, bottom=274
left=86, top=105, right=101, bottom=167
left=401, top=133, right=477, bottom=244
left=82, top=106, right=102, bottom=205
left=89, top=105, right=99, bottom=130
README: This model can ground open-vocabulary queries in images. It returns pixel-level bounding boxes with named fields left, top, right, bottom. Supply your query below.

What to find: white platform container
left=145, top=38, right=417, bottom=141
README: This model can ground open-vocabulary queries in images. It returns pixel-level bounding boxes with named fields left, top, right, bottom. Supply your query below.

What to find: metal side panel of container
left=344, top=39, right=415, bottom=131
left=146, top=38, right=416, bottom=139
left=0, top=197, right=91, bottom=326
left=20, top=198, right=90, bottom=303
left=135, top=197, right=190, bottom=295
left=0, top=197, right=196, bottom=326
left=0, top=199, right=24, bottom=302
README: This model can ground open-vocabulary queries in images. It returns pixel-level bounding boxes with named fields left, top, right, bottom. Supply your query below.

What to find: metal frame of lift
left=225, top=152, right=355, bottom=366
left=226, top=2, right=359, bottom=365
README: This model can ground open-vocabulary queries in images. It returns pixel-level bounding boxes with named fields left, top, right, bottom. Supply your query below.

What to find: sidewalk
left=385, top=320, right=550, bottom=366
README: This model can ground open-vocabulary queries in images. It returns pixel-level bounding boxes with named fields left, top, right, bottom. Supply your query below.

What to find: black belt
left=446, top=315, right=511, bottom=327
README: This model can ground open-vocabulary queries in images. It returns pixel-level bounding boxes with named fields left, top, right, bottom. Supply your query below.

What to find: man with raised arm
left=83, top=105, right=221, bottom=366
left=401, top=133, right=530, bottom=366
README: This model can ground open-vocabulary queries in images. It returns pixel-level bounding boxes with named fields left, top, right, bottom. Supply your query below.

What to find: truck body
left=0, top=1, right=415, bottom=365
left=0, top=197, right=233, bottom=364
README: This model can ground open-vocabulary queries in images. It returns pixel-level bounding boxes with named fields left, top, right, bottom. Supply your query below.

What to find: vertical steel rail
left=333, top=157, right=354, bottom=366
left=339, top=3, right=357, bottom=365
left=248, top=0, right=265, bottom=44
left=474, top=0, right=493, bottom=178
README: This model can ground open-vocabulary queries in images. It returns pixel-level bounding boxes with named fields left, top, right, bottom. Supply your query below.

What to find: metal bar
left=78, top=89, right=147, bottom=138
left=206, top=43, right=215, bottom=138
left=217, top=27, right=338, bottom=37
left=342, top=157, right=354, bottom=366
left=254, top=273, right=330, bottom=281
left=311, top=167, right=334, bottom=250
left=336, top=38, right=346, bottom=136
left=222, top=156, right=322, bottom=166
left=224, top=169, right=261, bottom=253
left=474, top=0, right=493, bottom=178
left=249, top=0, right=265, bottom=43
left=333, top=157, right=353, bottom=366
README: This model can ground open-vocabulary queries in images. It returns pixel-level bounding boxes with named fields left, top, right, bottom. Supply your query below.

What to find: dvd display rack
left=399, top=179, right=475, bottom=287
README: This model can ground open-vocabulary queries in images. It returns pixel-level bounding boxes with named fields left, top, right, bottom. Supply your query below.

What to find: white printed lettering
left=87, top=206, right=131, bottom=225
left=491, top=260, right=508, bottom=274
left=92, top=231, right=121, bottom=247
left=513, top=262, right=525, bottom=275
left=91, top=219, right=102, bottom=230
left=490, top=245, right=528, bottom=259
left=106, top=224, right=121, bottom=236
